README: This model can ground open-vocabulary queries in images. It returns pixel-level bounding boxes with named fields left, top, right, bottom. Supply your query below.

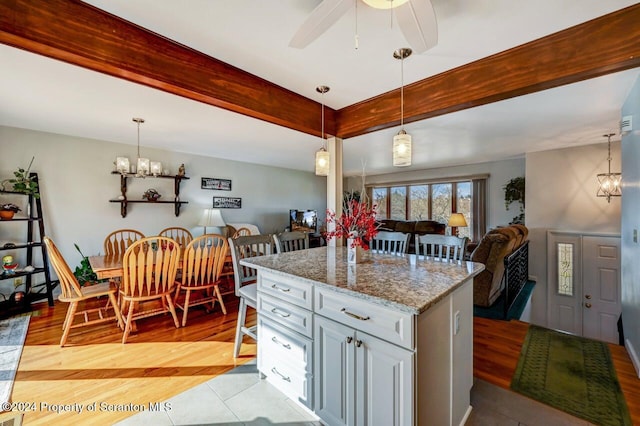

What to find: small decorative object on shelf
left=2, top=255, right=18, bottom=274
left=325, top=192, right=379, bottom=264
left=178, top=163, right=186, bottom=176
left=142, top=188, right=161, bottom=202
left=0, top=203, right=21, bottom=220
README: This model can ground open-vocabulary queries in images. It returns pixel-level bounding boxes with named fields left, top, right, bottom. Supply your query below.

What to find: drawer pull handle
left=341, top=308, right=370, bottom=321
left=271, top=284, right=291, bottom=292
left=356, top=339, right=363, bottom=348
left=346, top=336, right=353, bottom=344
left=271, top=367, right=291, bottom=382
left=271, top=308, right=291, bottom=318
left=271, top=336, right=292, bottom=350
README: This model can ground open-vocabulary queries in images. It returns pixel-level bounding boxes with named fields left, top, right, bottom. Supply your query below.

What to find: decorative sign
left=201, top=177, right=232, bottom=191
left=213, top=196, right=242, bottom=209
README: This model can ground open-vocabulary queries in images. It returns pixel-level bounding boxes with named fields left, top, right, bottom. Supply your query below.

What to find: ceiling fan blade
left=395, top=0, right=438, bottom=54
left=289, top=0, right=352, bottom=49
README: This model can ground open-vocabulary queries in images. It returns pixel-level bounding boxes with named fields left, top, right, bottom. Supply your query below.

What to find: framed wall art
left=213, top=196, right=242, bottom=209
left=201, top=177, right=232, bottom=191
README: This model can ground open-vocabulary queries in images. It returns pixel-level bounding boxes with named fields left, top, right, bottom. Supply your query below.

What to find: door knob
left=585, top=302, right=592, bottom=308
left=585, top=294, right=592, bottom=299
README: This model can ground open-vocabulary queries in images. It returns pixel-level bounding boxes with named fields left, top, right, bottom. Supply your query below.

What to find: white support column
left=327, top=136, right=343, bottom=247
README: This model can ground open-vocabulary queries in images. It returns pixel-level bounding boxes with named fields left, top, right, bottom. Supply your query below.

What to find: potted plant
left=0, top=203, right=21, bottom=220
left=1, top=157, right=40, bottom=198
left=504, top=176, right=525, bottom=224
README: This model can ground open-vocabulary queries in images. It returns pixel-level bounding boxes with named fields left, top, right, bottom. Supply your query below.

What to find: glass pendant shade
left=136, top=157, right=150, bottom=175
left=315, top=147, right=330, bottom=176
left=596, top=133, right=621, bottom=203
left=116, top=157, right=130, bottom=174
left=393, top=131, right=412, bottom=167
left=150, top=161, right=162, bottom=176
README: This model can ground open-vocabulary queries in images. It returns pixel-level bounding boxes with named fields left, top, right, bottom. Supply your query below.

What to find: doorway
left=547, top=231, right=621, bottom=344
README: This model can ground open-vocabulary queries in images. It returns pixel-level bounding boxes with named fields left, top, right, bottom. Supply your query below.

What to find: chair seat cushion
left=239, top=283, right=257, bottom=305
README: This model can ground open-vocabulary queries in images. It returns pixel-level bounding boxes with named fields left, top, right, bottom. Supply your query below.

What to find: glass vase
left=347, top=238, right=364, bottom=264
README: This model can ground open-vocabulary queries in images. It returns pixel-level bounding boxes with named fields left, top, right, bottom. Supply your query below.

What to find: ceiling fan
left=289, top=0, right=438, bottom=54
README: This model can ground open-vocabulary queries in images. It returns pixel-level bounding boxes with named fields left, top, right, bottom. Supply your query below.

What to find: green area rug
left=511, top=325, right=631, bottom=426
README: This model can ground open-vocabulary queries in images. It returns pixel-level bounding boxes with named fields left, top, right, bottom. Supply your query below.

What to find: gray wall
left=0, top=125, right=326, bottom=294
left=621, top=75, right=640, bottom=374
left=526, top=142, right=621, bottom=326
left=348, top=158, right=526, bottom=229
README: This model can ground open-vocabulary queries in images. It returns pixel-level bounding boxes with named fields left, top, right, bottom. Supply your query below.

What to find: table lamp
left=199, top=208, right=227, bottom=236
left=448, top=213, right=468, bottom=237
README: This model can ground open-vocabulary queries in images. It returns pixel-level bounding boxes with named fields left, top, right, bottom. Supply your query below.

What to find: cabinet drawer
left=258, top=317, right=313, bottom=372
left=258, top=271, right=313, bottom=310
left=258, top=292, right=313, bottom=338
left=259, top=339, right=313, bottom=408
left=314, top=287, right=414, bottom=350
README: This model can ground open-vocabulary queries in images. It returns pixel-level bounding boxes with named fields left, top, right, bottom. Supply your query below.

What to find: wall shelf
left=109, top=171, right=189, bottom=217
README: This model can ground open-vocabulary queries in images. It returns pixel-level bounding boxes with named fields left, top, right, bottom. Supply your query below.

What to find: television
left=290, top=209, right=317, bottom=233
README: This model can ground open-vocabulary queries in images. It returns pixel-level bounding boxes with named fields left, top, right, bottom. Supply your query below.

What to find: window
left=557, top=243, right=574, bottom=296
left=370, top=177, right=485, bottom=240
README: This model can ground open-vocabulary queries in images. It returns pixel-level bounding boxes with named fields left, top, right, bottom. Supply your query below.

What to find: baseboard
left=624, top=338, right=640, bottom=378
left=458, top=405, right=472, bottom=426
left=528, top=275, right=537, bottom=282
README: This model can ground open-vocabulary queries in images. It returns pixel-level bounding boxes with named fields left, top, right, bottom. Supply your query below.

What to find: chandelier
left=596, top=133, right=621, bottom=203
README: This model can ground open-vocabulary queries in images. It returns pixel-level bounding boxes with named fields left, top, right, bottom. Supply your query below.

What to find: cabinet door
left=356, top=331, right=413, bottom=426
left=314, top=316, right=356, bottom=426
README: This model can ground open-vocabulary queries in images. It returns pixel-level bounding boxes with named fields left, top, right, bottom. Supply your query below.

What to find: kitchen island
left=240, top=246, right=484, bottom=426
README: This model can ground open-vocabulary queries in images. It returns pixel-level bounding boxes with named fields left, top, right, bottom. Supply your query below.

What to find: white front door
left=582, top=236, right=621, bottom=344
left=547, top=232, right=583, bottom=335
left=547, top=231, right=621, bottom=344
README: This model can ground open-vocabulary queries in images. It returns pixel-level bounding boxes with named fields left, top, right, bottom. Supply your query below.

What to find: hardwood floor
left=9, top=300, right=640, bottom=425
left=12, top=294, right=256, bottom=425
left=474, top=316, right=640, bottom=425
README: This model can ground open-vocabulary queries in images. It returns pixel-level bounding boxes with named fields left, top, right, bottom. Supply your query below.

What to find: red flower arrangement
left=325, top=197, right=379, bottom=250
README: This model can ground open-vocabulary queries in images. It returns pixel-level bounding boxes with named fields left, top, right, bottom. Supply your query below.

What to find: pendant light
left=596, top=133, right=622, bottom=203
left=133, top=117, right=150, bottom=176
left=393, top=48, right=412, bottom=167
left=315, top=85, right=331, bottom=176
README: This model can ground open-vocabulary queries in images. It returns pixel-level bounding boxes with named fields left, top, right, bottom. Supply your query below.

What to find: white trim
left=458, top=406, right=473, bottom=426
left=625, top=338, right=640, bottom=378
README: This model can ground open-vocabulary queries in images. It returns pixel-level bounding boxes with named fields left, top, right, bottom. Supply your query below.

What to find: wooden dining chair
left=119, top=236, right=181, bottom=343
left=370, top=230, right=411, bottom=255
left=174, top=234, right=228, bottom=326
left=228, top=234, right=274, bottom=357
left=158, top=227, right=193, bottom=249
left=232, top=227, right=252, bottom=239
left=415, top=234, right=467, bottom=262
left=273, top=231, right=309, bottom=254
left=43, top=237, right=124, bottom=346
left=103, top=229, right=145, bottom=258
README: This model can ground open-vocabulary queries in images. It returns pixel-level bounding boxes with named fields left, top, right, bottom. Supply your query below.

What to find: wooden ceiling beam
left=335, top=4, right=640, bottom=139
left=1, top=1, right=638, bottom=141
left=0, top=0, right=336, bottom=138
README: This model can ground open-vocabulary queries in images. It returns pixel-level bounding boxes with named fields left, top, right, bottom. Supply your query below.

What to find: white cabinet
left=314, top=315, right=413, bottom=426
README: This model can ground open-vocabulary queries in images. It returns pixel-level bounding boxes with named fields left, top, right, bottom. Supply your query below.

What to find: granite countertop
left=240, top=246, right=484, bottom=315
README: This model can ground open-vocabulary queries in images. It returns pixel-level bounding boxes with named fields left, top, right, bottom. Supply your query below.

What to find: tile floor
left=116, top=360, right=590, bottom=426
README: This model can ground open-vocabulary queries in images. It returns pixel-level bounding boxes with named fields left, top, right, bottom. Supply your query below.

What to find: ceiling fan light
left=315, top=148, right=330, bottom=176
left=362, top=0, right=410, bottom=10
left=393, top=131, right=412, bottom=167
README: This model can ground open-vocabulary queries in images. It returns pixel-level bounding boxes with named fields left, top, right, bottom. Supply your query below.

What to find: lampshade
left=596, top=133, right=622, bottom=203
left=448, top=213, right=468, bottom=228
left=116, top=157, right=129, bottom=174
left=198, top=208, right=226, bottom=228
left=150, top=161, right=162, bottom=176
left=315, top=148, right=330, bottom=176
left=393, top=131, right=412, bottom=167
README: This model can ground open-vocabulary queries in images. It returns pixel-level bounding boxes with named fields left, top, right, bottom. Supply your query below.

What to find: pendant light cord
left=607, top=134, right=612, bottom=174
left=321, top=95, right=325, bottom=148
left=400, top=55, right=404, bottom=129
left=137, top=120, right=141, bottom=158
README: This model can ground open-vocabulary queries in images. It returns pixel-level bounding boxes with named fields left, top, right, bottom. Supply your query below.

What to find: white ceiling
left=1, top=0, right=638, bottom=176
